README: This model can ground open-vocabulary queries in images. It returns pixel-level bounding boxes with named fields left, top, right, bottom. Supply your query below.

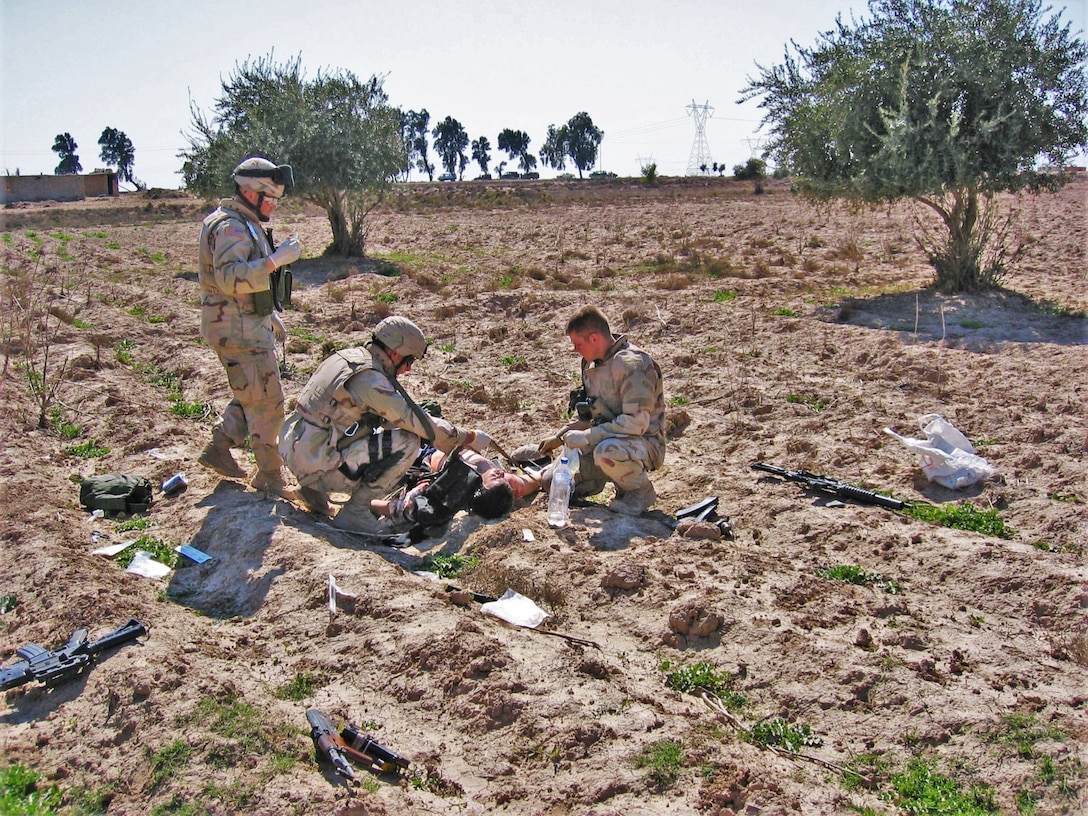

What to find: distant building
left=1, top=170, right=119, bottom=204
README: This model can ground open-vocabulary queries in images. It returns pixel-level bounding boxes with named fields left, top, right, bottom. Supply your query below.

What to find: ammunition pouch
left=567, top=386, right=587, bottom=416
left=252, top=288, right=274, bottom=316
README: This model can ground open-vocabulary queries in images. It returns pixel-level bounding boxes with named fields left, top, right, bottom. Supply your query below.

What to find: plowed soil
left=1, top=176, right=1085, bottom=815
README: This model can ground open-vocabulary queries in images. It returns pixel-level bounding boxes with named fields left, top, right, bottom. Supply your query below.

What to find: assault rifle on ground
left=307, top=708, right=410, bottom=781
left=1, top=618, right=147, bottom=692
left=751, top=463, right=909, bottom=511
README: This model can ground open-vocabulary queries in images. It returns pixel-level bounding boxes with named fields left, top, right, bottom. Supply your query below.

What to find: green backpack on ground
left=79, top=474, right=154, bottom=515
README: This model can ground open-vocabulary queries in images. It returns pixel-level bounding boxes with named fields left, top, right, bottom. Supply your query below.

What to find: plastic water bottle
left=547, top=457, right=574, bottom=528
left=562, top=445, right=580, bottom=477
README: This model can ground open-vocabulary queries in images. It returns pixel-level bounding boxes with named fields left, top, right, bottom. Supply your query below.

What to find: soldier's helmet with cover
left=372, top=316, right=428, bottom=362
left=232, top=156, right=294, bottom=199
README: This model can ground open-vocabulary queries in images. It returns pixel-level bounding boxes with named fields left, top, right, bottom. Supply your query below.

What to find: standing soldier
left=196, top=156, right=302, bottom=500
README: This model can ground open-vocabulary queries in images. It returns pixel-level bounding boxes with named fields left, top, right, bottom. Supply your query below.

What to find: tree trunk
left=917, top=186, right=999, bottom=294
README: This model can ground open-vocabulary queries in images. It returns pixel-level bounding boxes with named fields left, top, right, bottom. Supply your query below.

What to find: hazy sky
left=2, top=0, right=1085, bottom=189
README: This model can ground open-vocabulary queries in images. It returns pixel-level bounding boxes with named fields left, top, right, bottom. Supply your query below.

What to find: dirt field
left=1, top=176, right=1085, bottom=816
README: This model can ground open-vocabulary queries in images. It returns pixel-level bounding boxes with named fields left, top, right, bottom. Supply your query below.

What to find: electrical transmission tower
left=686, top=99, right=715, bottom=175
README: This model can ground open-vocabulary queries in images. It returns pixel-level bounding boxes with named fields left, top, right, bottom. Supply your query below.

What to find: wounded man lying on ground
left=371, top=446, right=541, bottom=528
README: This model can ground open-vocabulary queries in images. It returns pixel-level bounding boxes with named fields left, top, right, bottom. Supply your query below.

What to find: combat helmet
left=372, top=316, right=428, bottom=361
left=232, top=156, right=294, bottom=199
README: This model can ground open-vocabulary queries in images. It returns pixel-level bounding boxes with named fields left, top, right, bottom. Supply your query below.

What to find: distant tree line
left=402, top=110, right=604, bottom=181
left=49, top=128, right=140, bottom=188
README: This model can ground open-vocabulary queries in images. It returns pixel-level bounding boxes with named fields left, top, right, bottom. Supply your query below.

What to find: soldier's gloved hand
left=271, top=312, right=287, bottom=343
left=270, top=237, right=301, bottom=268
left=465, top=429, right=491, bottom=454
left=563, top=429, right=592, bottom=452
left=538, top=436, right=564, bottom=456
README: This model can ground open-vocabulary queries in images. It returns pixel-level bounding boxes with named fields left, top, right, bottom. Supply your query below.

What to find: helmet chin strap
left=237, top=189, right=271, bottom=222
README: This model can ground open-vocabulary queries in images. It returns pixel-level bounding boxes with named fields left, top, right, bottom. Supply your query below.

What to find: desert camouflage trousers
left=211, top=345, right=285, bottom=473
left=543, top=436, right=662, bottom=497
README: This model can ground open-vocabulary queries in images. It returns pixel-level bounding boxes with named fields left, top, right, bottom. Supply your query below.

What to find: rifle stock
left=306, top=708, right=356, bottom=781
left=1, top=618, right=147, bottom=691
left=751, top=463, right=907, bottom=511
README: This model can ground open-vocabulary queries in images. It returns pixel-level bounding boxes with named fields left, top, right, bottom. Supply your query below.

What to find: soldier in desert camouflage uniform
left=536, top=305, right=666, bottom=516
left=279, top=316, right=495, bottom=532
left=196, top=156, right=302, bottom=500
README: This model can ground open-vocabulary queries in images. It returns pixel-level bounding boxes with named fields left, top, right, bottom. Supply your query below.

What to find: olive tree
left=182, top=53, right=405, bottom=257
left=741, top=0, right=1088, bottom=293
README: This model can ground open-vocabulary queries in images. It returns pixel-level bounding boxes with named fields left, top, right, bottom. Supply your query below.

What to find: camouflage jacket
left=198, top=198, right=276, bottom=351
left=581, top=334, right=666, bottom=463
left=294, top=346, right=475, bottom=454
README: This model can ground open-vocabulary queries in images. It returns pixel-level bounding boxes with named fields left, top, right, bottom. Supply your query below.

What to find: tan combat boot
left=608, top=475, right=656, bottom=516
left=250, top=468, right=302, bottom=502
left=197, top=433, right=247, bottom=479
left=297, top=485, right=333, bottom=517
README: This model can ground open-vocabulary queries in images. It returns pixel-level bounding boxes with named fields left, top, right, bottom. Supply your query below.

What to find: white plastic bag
left=884, top=413, right=997, bottom=490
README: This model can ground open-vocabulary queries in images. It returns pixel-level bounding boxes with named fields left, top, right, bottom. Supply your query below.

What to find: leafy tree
left=182, top=53, right=405, bottom=257
left=432, top=116, right=469, bottom=179
left=540, top=113, right=604, bottom=178
left=733, top=157, right=767, bottom=193
left=52, top=133, right=81, bottom=174
left=403, top=109, right=434, bottom=181
left=98, top=127, right=138, bottom=187
left=565, top=112, right=604, bottom=177
left=497, top=128, right=536, bottom=175
left=471, top=136, right=491, bottom=177
left=741, top=0, right=1088, bottom=293
left=540, top=124, right=568, bottom=173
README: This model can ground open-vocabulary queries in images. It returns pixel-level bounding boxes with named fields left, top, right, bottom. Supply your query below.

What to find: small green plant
left=634, top=738, right=683, bottom=787
left=816, top=564, right=901, bottom=594
left=272, top=672, right=321, bottom=701
left=115, top=517, right=156, bottom=532
left=0, top=762, right=62, bottom=815
left=148, top=740, right=193, bottom=788
left=117, top=536, right=178, bottom=569
left=786, top=393, right=829, bottom=411
left=0, top=595, right=17, bottom=613
left=68, top=440, right=109, bottom=458
left=376, top=292, right=397, bottom=303
left=771, top=306, right=797, bottom=317
left=115, top=338, right=136, bottom=365
left=884, top=757, right=997, bottom=815
left=420, top=552, right=479, bottom=579
left=500, top=355, right=526, bottom=366
left=988, top=713, right=1065, bottom=759
left=436, top=342, right=456, bottom=353
left=124, top=304, right=146, bottom=318
left=287, top=327, right=321, bottom=342
left=49, top=408, right=82, bottom=439
left=104, top=241, right=122, bottom=250
left=904, top=501, right=1014, bottom=539
left=641, top=162, right=659, bottom=186
left=746, top=718, right=823, bottom=753
left=712, top=290, right=737, bottom=302
left=497, top=275, right=515, bottom=289
left=170, top=400, right=208, bottom=420
left=72, top=317, right=92, bottom=329
left=667, top=395, right=690, bottom=406
left=661, top=660, right=747, bottom=708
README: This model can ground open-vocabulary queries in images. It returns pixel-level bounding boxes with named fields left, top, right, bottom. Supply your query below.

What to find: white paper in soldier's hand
left=480, top=589, right=550, bottom=629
